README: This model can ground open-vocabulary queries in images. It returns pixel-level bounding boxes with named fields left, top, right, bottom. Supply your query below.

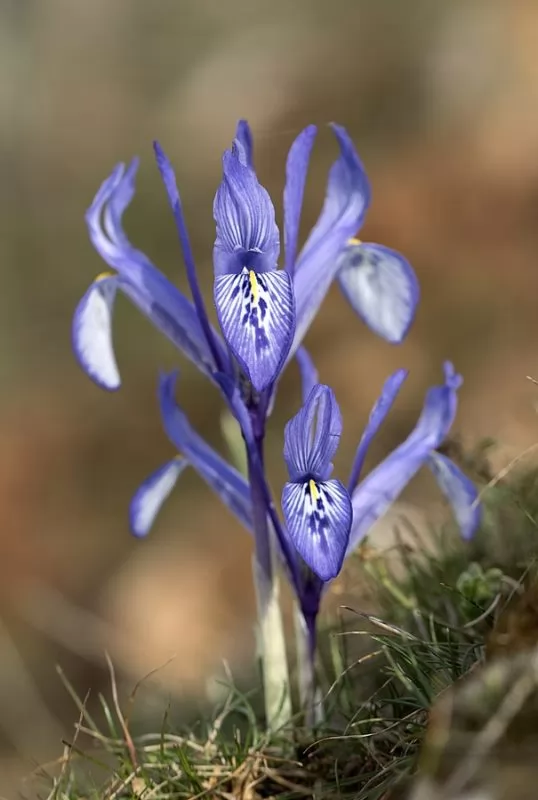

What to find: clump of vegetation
left=37, top=446, right=538, bottom=799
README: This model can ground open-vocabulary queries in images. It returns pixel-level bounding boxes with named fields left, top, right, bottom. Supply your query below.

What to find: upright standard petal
left=72, top=274, right=120, bottom=391
left=129, top=457, right=188, bottom=538
left=291, top=125, right=371, bottom=355
left=213, top=142, right=280, bottom=275
left=214, top=268, right=295, bottom=392
left=82, top=162, right=225, bottom=385
left=338, top=242, right=419, bottom=343
left=347, top=369, right=408, bottom=492
left=284, top=125, right=317, bottom=275
left=282, top=478, right=352, bottom=581
left=159, top=372, right=253, bottom=531
left=283, top=384, right=342, bottom=482
left=346, top=363, right=466, bottom=555
left=427, top=451, right=481, bottom=540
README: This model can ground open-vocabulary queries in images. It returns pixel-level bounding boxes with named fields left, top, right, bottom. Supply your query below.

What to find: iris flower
left=73, top=120, right=417, bottom=399
left=72, top=118, right=478, bottom=724
left=130, top=361, right=480, bottom=624
left=282, top=384, right=352, bottom=582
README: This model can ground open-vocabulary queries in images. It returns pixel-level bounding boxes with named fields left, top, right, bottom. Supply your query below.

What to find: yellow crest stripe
left=95, top=270, right=117, bottom=282
left=248, top=270, right=259, bottom=301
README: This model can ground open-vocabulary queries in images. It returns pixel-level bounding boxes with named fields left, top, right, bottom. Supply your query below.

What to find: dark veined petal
left=427, top=451, right=481, bottom=540
left=214, top=268, right=295, bottom=392
left=235, top=120, right=254, bottom=167
left=129, top=457, right=188, bottom=538
left=282, top=478, right=352, bottom=581
left=348, top=368, right=408, bottom=492
left=159, top=372, right=253, bottom=531
left=213, top=142, right=279, bottom=276
left=84, top=162, right=224, bottom=382
left=283, top=385, right=342, bottom=482
left=284, top=125, right=317, bottom=274
left=290, top=125, right=371, bottom=355
left=296, top=347, right=319, bottom=403
left=72, top=274, right=120, bottom=391
left=346, top=363, right=464, bottom=555
left=338, top=242, right=419, bottom=343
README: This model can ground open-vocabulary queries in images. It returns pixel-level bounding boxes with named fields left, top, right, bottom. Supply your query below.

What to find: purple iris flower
left=282, top=385, right=352, bottom=582
left=72, top=119, right=419, bottom=401
left=130, top=361, right=479, bottom=591
left=71, top=116, right=478, bottom=588
left=72, top=120, right=374, bottom=398
left=274, top=359, right=481, bottom=648
left=71, top=118, right=476, bottom=721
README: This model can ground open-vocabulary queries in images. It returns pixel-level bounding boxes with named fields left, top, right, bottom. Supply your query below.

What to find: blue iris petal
left=214, top=268, right=295, bottom=392
left=72, top=274, right=120, bottom=391
left=284, top=125, right=317, bottom=275
left=346, top=362, right=476, bottom=555
left=410, top=361, right=461, bottom=448
left=296, top=347, right=319, bottom=404
left=283, top=385, right=342, bottom=482
left=338, top=242, right=419, bottom=344
left=235, top=119, right=254, bottom=168
left=153, top=142, right=227, bottom=374
left=282, top=478, right=352, bottom=582
left=130, top=457, right=188, bottom=538
left=282, top=384, right=352, bottom=581
left=213, top=141, right=280, bottom=276
left=159, top=371, right=253, bottom=532
left=348, top=368, right=409, bottom=492
left=77, top=161, right=224, bottom=388
left=427, top=451, right=481, bottom=540
left=291, top=125, right=371, bottom=355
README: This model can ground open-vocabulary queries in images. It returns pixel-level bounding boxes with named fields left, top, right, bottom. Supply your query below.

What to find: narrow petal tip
left=296, top=347, right=319, bottom=404
left=153, top=141, right=176, bottom=195
left=72, top=275, right=121, bottom=391
left=443, top=361, right=463, bottom=390
left=235, top=120, right=254, bottom=167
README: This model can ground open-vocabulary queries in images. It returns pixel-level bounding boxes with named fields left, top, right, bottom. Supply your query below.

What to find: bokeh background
left=3, top=0, right=538, bottom=792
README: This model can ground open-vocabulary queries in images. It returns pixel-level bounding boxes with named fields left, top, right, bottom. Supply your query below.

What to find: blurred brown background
left=2, top=0, right=538, bottom=792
